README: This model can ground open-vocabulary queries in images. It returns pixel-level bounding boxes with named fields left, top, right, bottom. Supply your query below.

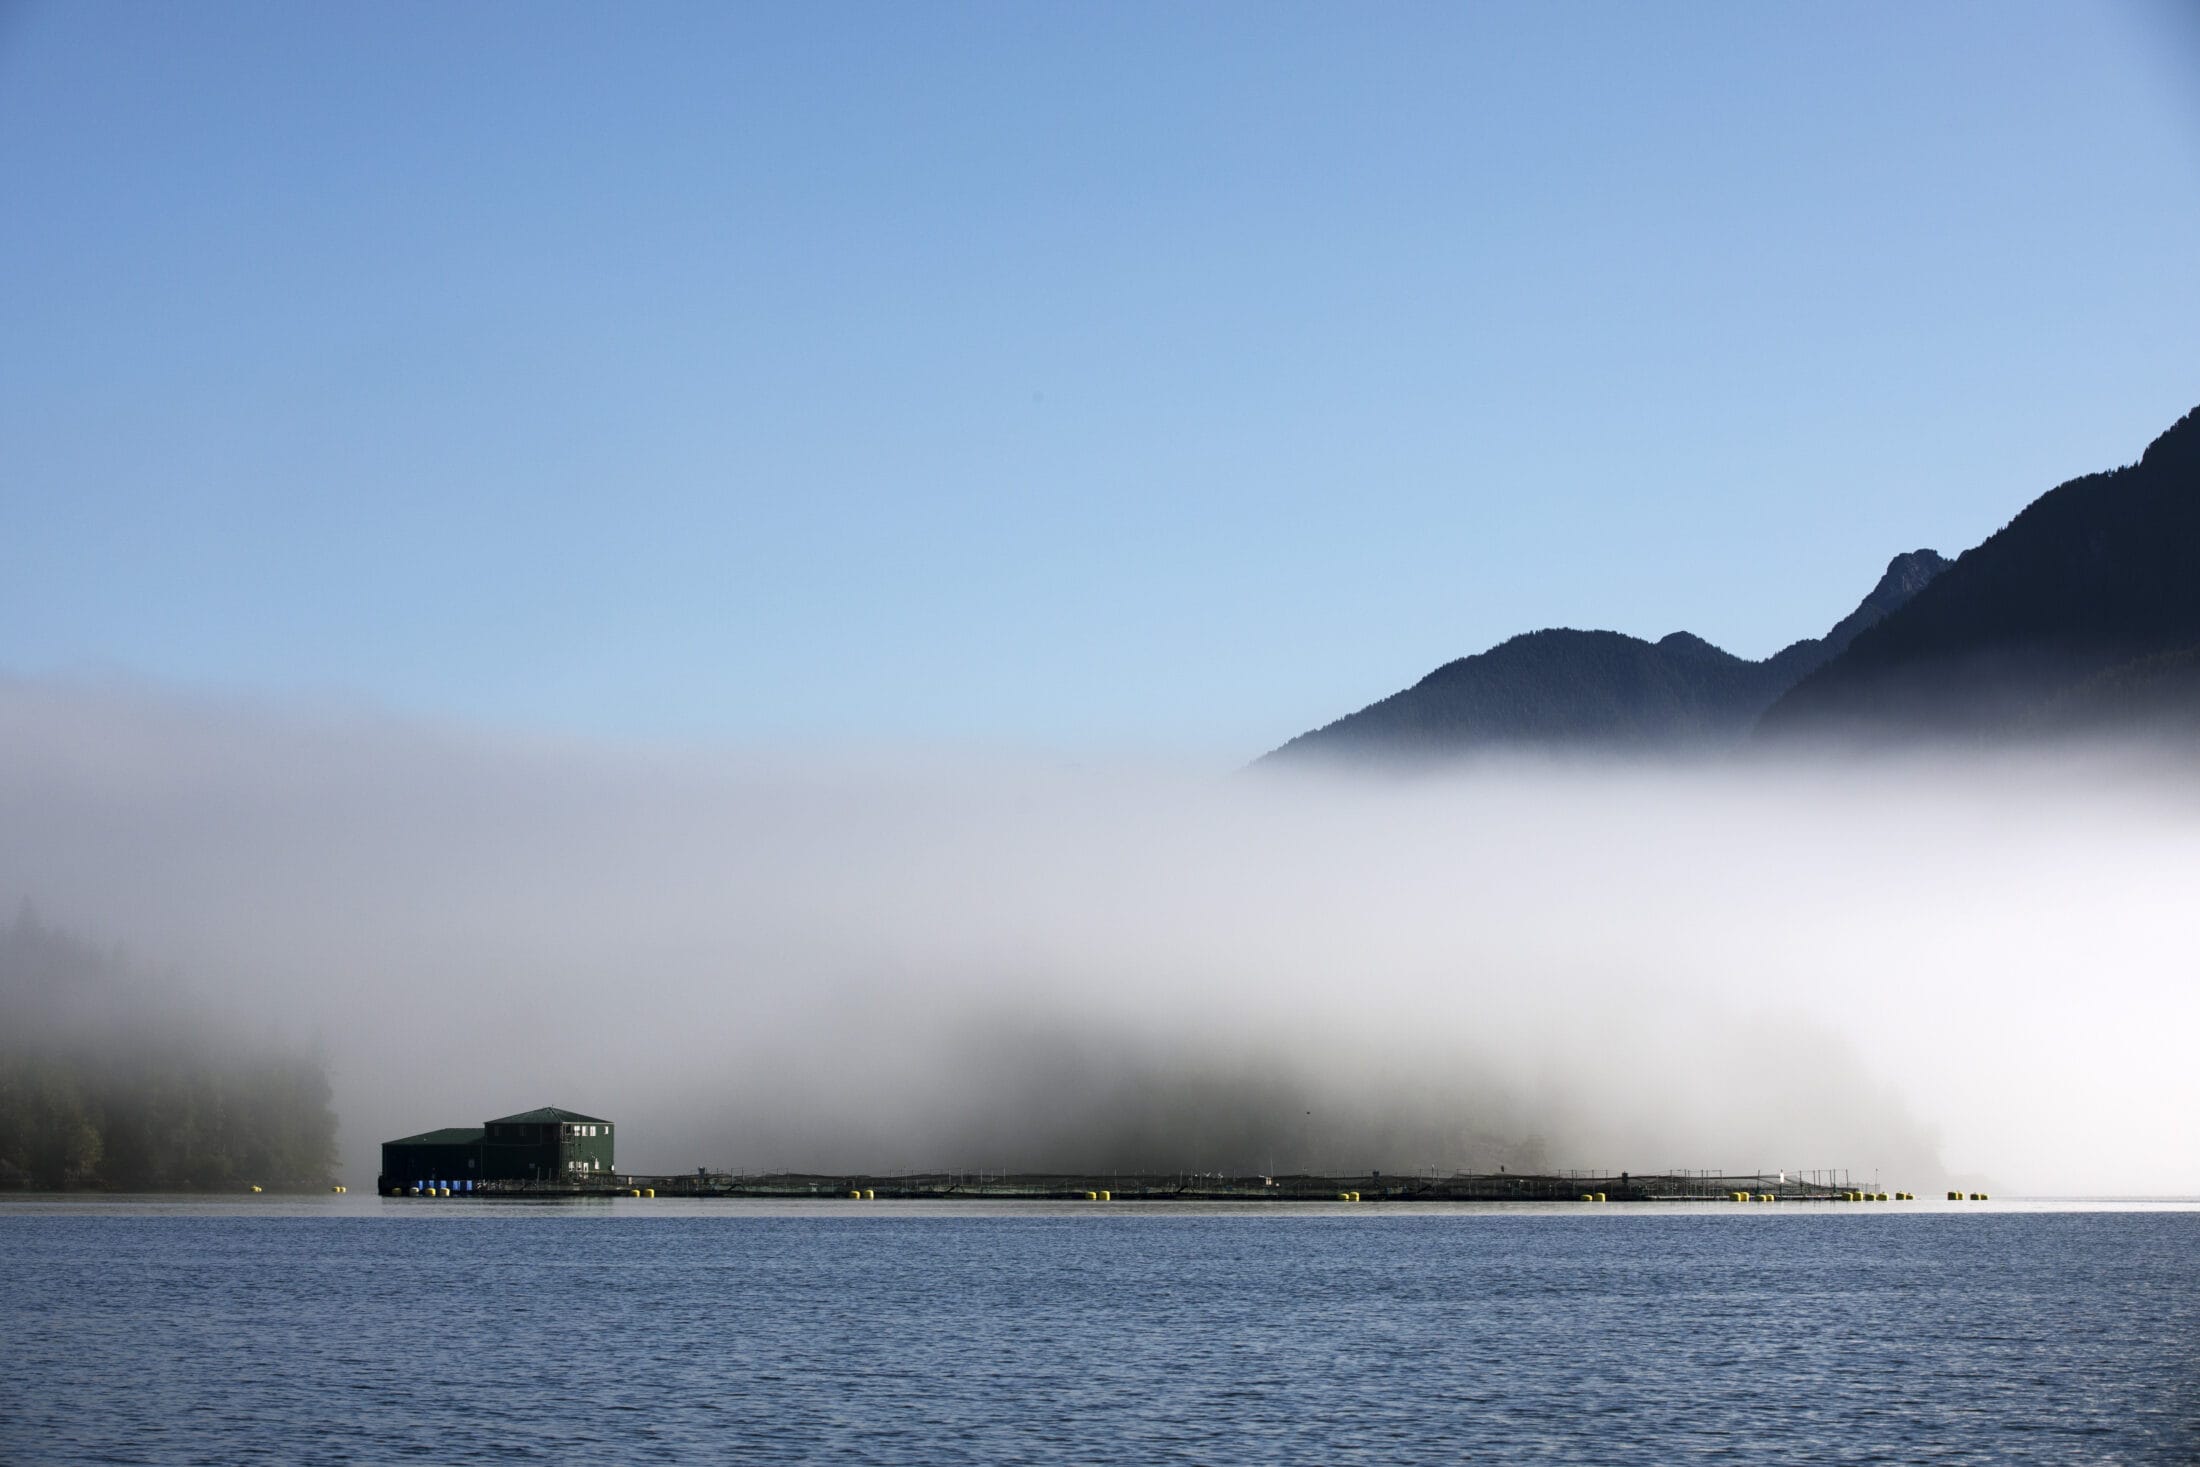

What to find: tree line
left=0, top=908, right=336, bottom=1190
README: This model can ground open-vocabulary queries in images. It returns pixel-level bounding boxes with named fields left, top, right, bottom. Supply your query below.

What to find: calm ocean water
left=3, top=1198, right=2195, bottom=1465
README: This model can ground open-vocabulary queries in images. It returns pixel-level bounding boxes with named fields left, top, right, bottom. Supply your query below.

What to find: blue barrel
left=461, top=1180, right=473, bottom=1193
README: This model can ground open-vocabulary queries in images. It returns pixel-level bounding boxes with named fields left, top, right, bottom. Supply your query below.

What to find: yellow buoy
left=1097, top=1190, right=1110, bottom=1202
left=250, top=1185, right=263, bottom=1194
left=1594, top=1193, right=1606, bottom=1203
left=440, top=1187, right=451, bottom=1197
left=1085, top=1191, right=1098, bottom=1201
left=1580, top=1194, right=1595, bottom=1203
left=861, top=1189, right=873, bottom=1200
left=645, top=1188, right=657, bottom=1198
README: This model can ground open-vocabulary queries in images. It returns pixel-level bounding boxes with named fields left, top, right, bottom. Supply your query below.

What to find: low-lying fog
left=3, top=674, right=2195, bottom=1195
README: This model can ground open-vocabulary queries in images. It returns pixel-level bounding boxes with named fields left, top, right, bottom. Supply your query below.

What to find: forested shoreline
left=0, top=909, right=336, bottom=1190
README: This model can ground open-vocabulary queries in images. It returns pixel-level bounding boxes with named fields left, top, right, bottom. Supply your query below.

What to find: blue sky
left=3, top=2, right=2197, bottom=757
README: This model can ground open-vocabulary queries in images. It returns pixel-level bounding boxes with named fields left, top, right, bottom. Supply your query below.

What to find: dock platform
left=444, top=1169, right=1887, bottom=1203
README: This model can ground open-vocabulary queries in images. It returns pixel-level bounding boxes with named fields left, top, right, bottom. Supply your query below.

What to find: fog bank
left=2, top=675, right=2194, bottom=1194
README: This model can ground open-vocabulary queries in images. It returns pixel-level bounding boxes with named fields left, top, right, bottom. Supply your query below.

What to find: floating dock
left=424, top=1168, right=1902, bottom=1203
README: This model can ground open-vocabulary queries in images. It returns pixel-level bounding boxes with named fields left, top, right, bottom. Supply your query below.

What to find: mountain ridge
left=1757, top=403, right=2200, bottom=740
left=1263, top=398, right=2200, bottom=764
left=1261, top=550, right=1949, bottom=765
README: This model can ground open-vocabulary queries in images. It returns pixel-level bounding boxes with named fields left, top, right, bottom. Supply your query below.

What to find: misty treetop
left=0, top=906, right=336, bottom=1191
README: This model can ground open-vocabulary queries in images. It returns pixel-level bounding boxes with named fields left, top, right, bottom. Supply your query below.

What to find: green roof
left=485, top=1106, right=609, bottom=1126
left=383, top=1127, right=484, bottom=1147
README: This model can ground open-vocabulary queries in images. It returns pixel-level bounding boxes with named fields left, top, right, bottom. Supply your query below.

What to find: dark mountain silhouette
left=1261, top=550, right=1948, bottom=764
left=1758, top=403, right=2200, bottom=741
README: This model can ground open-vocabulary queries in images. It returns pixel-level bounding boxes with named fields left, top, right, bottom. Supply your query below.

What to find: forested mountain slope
left=1760, top=404, right=2200, bottom=740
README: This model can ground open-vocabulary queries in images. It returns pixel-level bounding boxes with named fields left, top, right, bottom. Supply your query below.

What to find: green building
left=481, top=1106, right=615, bottom=1181
left=378, top=1106, right=615, bottom=1192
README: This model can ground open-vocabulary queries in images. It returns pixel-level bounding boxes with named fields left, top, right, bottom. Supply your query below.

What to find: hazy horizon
left=6, top=4, right=2200, bottom=1201
left=6, top=672, right=2195, bottom=1196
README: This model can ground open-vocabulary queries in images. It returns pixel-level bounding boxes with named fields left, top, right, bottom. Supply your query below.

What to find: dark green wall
left=480, top=1119, right=616, bottom=1180
left=380, top=1141, right=480, bottom=1187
